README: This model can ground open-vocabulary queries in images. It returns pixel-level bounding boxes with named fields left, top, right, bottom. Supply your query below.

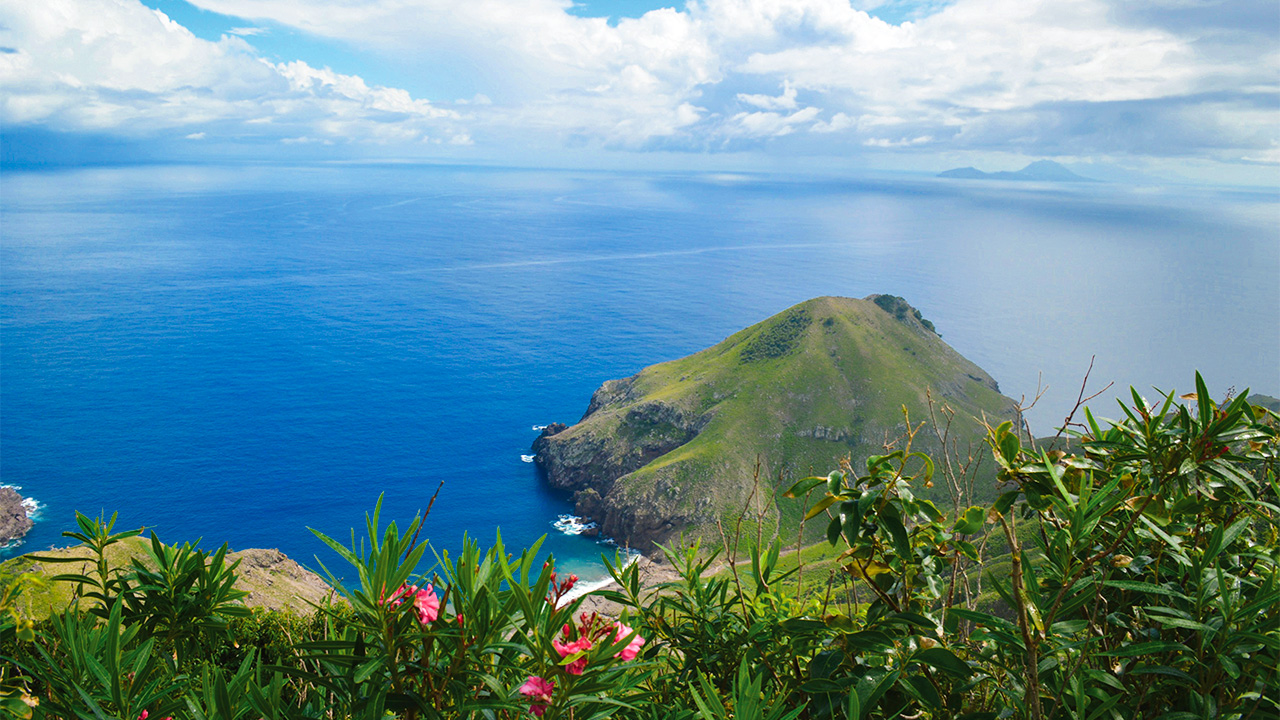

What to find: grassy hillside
left=1, top=537, right=334, bottom=619
left=535, top=295, right=1020, bottom=552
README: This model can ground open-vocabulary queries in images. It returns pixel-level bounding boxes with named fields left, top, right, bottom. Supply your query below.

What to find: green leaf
left=1151, top=616, right=1216, bottom=633
left=916, top=498, right=943, bottom=523
left=952, top=506, right=985, bottom=535
left=785, top=476, right=829, bottom=498
left=904, top=674, right=942, bottom=709
left=1103, top=641, right=1191, bottom=657
left=844, top=630, right=894, bottom=651
left=1103, top=580, right=1188, bottom=599
left=805, top=494, right=840, bottom=521
left=887, top=612, right=936, bottom=631
left=1130, top=665, right=1197, bottom=683
left=993, top=490, right=1019, bottom=515
left=855, top=670, right=899, bottom=718
left=995, top=421, right=1020, bottom=465
left=880, top=504, right=911, bottom=560
left=1195, top=371, right=1212, bottom=422
left=914, top=647, right=972, bottom=678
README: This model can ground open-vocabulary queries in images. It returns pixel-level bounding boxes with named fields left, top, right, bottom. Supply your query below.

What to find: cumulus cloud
left=0, top=0, right=465, bottom=145
left=738, top=81, right=799, bottom=110
left=0, top=0, right=1274, bottom=166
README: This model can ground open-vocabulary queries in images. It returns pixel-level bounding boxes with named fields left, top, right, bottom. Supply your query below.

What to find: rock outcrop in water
left=533, top=295, right=1021, bottom=554
left=0, top=487, right=34, bottom=545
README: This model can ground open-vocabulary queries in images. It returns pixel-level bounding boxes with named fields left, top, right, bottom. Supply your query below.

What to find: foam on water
left=553, top=514, right=597, bottom=535
left=521, top=454, right=536, bottom=463
left=1, top=484, right=42, bottom=521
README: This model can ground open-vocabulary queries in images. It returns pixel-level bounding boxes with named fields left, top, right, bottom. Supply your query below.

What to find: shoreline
left=557, top=552, right=640, bottom=607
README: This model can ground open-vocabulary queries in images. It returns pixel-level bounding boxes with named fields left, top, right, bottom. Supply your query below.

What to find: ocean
left=2, top=163, right=1277, bottom=583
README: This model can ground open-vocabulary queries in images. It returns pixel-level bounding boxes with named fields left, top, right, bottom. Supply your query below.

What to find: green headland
left=533, top=294, right=1020, bottom=552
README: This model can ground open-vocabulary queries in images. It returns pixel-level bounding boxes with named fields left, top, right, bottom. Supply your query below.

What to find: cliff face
left=534, top=385, right=708, bottom=494
left=533, top=295, right=1019, bottom=554
left=0, top=487, right=34, bottom=545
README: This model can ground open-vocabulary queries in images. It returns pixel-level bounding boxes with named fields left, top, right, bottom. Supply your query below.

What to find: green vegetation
left=740, top=308, right=813, bottom=363
left=870, top=294, right=937, bottom=335
left=2, top=375, right=1276, bottom=719
left=538, top=295, right=1017, bottom=551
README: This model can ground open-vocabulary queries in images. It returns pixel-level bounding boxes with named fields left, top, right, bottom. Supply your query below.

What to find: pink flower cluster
left=383, top=583, right=440, bottom=625
left=519, top=675, right=556, bottom=717
left=519, top=612, right=646, bottom=715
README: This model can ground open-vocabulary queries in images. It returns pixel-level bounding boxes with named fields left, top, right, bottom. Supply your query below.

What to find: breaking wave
left=552, top=514, right=597, bottom=536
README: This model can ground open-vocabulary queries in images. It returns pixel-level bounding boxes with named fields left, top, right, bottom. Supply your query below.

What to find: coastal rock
left=0, top=487, right=34, bottom=544
left=533, top=391, right=706, bottom=496
left=226, top=548, right=336, bottom=612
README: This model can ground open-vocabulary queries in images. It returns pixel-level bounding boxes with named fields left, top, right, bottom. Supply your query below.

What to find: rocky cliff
left=0, top=487, right=34, bottom=545
left=533, top=295, right=1019, bottom=554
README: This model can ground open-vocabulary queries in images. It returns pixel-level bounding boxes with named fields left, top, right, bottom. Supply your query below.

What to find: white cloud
left=0, top=0, right=465, bottom=145
left=176, top=0, right=1274, bottom=161
left=0, top=0, right=1274, bottom=166
left=727, top=105, right=821, bottom=137
left=863, top=134, right=932, bottom=147
left=737, top=80, right=798, bottom=110
left=229, top=26, right=268, bottom=36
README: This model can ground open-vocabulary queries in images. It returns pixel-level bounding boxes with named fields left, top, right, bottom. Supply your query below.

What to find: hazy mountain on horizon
left=939, top=160, right=1098, bottom=182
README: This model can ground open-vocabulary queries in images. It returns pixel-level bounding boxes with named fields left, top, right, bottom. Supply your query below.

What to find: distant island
left=939, top=159, right=1097, bottom=182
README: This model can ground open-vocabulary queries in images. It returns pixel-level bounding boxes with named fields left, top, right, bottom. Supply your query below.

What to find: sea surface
left=2, top=164, right=1277, bottom=582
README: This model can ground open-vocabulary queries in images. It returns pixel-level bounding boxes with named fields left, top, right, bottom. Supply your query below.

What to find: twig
left=1051, top=356, right=1113, bottom=447
left=404, top=480, right=445, bottom=561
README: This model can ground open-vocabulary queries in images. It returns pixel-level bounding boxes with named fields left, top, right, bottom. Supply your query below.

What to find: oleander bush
left=1, top=374, right=1277, bottom=719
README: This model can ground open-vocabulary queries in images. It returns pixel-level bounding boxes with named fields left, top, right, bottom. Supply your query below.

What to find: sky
left=1, top=0, right=1277, bottom=182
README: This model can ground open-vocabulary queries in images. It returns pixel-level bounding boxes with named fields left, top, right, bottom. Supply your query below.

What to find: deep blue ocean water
left=2, top=164, right=1277, bottom=582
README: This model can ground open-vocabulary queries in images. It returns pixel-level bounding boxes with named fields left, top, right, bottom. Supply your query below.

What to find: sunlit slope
left=534, top=295, right=1019, bottom=552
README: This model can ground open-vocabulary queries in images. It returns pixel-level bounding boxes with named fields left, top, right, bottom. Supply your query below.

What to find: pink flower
left=613, top=622, right=645, bottom=661
left=384, top=583, right=440, bottom=625
left=139, top=713, right=148, bottom=720
left=552, top=630, right=594, bottom=675
left=411, top=584, right=440, bottom=625
left=519, top=675, right=556, bottom=717
left=381, top=585, right=408, bottom=607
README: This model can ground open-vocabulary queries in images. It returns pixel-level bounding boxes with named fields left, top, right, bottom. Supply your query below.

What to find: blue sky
left=1, top=0, right=1277, bottom=184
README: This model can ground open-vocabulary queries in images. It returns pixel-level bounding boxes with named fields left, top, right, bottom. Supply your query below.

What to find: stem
left=1044, top=493, right=1154, bottom=630
left=1000, top=513, right=1042, bottom=720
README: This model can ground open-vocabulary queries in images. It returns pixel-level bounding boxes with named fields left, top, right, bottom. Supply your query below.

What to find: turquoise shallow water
left=2, top=164, right=1276, bottom=582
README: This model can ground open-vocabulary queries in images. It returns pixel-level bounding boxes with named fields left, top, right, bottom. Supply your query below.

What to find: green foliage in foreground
left=1, top=374, right=1278, bottom=719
